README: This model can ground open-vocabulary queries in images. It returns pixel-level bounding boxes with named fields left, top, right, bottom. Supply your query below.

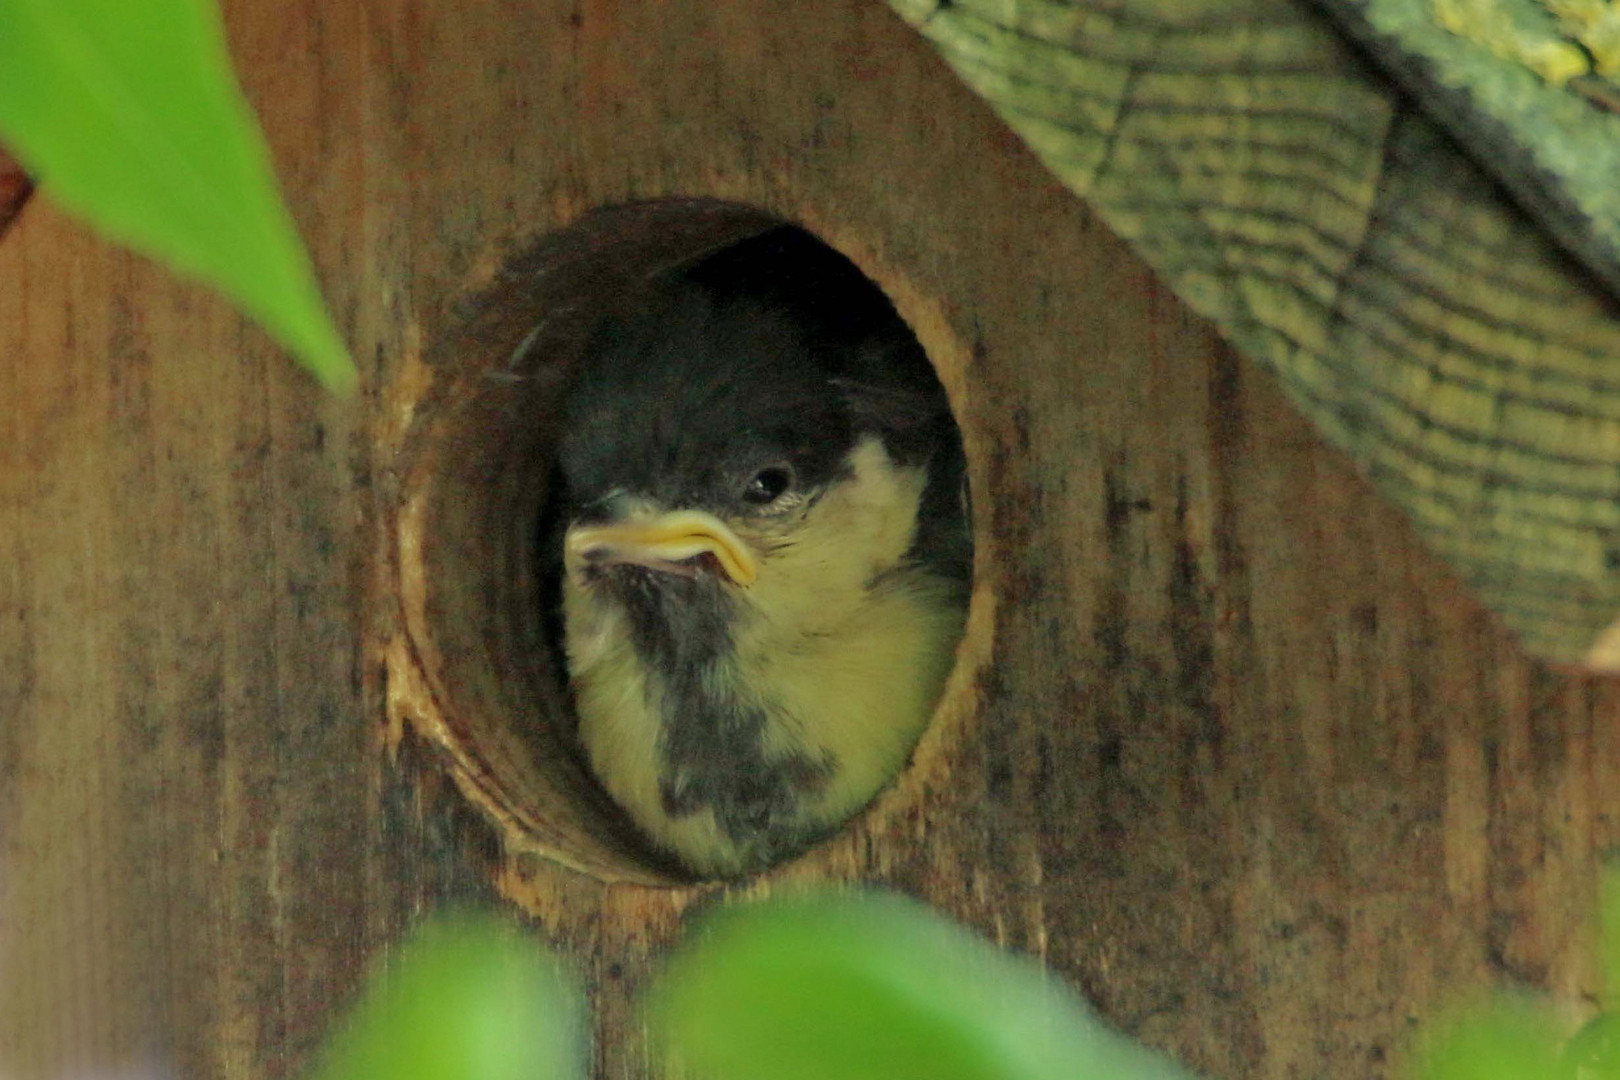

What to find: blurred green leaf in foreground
left=1415, top=860, right=1620, bottom=1080
left=304, top=876, right=1620, bottom=1080
left=1413, top=998, right=1565, bottom=1080
left=0, top=0, right=357, bottom=391
left=646, top=892, right=1197, bottom=1080
left=311, top=914, right=584, bottom=1080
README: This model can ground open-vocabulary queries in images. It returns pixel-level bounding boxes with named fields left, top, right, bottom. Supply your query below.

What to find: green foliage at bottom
left=646, top=892, right=1193, bottom=1080
left=312, top=868, right=1620, bottom=1080
left=309, top=914, right=584, bottom=1080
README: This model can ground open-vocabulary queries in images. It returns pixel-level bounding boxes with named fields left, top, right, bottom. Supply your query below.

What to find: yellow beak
left=565, top=509, right=758, bottom=587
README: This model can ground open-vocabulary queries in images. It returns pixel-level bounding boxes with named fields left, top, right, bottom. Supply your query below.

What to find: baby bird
left=556, top=226, right=970, bottom=877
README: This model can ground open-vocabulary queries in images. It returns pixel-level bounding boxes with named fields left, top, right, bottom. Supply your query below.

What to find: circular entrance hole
left=392, top=199, right=972, bottom=885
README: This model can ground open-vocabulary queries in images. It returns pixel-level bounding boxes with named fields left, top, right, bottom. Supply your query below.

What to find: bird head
left=557, top=268, right=961, bottom=617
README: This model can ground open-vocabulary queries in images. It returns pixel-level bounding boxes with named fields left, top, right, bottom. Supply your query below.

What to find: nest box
left=4, top=2, right=1620, bottom=1079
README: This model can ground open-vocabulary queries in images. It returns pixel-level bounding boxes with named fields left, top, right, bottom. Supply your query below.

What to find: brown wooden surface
left=2, top=3, right=1617, bottom=1080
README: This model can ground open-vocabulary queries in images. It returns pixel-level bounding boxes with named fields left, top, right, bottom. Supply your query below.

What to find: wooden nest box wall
left=4, top=2, right=1620, bottom=1079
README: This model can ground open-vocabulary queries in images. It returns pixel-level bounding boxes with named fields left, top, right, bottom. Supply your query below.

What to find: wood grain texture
left=888, top=0, right=1620, bottom=668
left=2, top=3, right=1618, bottom=1080
left=1308, top=0, right=1620, bottom=299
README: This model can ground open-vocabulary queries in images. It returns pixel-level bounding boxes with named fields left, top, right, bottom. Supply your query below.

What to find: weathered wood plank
left=1311, top=0, right=1620, bottom=298
left=888, top=0, right=1620, bottom=668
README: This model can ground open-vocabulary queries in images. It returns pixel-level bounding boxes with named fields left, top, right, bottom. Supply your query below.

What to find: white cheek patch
left=830, top=435, right=930, bottom=572
left=747, top=436, right=927, bottom=621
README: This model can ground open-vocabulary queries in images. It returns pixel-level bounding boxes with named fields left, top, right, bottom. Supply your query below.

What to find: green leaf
left=1563, top=1012, right=1620, bottom=1080
left=0, top=0, right=357, bottom=391
left=311, top=913, right=586, bottom=1080
left=645, top=891, right=1197, bottom=1080
left=1412, top=998, right=1565, bottom=1080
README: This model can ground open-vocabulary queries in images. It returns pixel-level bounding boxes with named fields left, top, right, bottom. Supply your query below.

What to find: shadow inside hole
left=398, top=198, right=970, bottom=885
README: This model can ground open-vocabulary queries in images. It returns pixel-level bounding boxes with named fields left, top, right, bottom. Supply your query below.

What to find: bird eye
left=742, top=464, right=795, bottom=505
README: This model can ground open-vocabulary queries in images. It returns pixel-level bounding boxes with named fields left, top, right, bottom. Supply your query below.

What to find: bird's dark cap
left=558, top=227, right=953, bottom=518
